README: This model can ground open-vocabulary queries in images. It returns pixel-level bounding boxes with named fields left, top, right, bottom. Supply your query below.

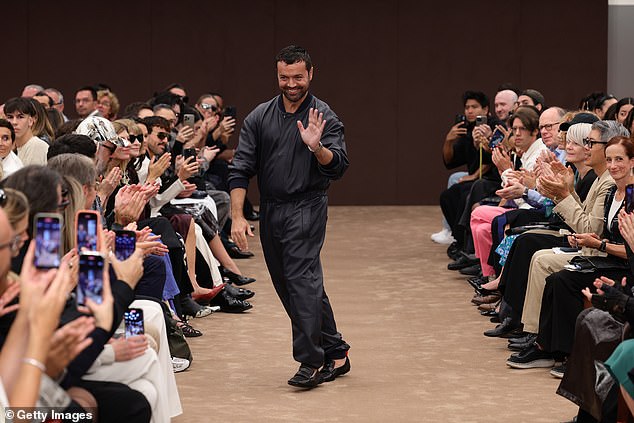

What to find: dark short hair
left=34, top=91, right=54, bottom=108
left=4, top=97, right=37, bottom=117
left=511, top=106, right=540, bottom=133
left=122, top=102, right=153, bottom=118
left=48, top=134, right=97, bottom=159
left=55, top=119, right=82, bottom=138
left=141, top=116, right=171, bottom=133
left=462, top=91, right=489, bottom=110
left=0, top=119, right=15, bottom=142
left=75, top=86, right=97, bottom=101
left=275, top=45, right=312, bottom=72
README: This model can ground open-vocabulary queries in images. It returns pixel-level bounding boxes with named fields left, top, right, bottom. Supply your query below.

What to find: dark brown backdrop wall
left=2, top=0, right=606, bottom=205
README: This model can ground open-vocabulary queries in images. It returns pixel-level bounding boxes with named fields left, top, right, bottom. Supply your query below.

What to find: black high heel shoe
left=220, top=267, right=256, bottom=286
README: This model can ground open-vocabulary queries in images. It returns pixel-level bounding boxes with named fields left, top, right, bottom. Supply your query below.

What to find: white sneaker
left=431, top=228, right=455, bottom=245
left=172, top=357, right=191, bottom=373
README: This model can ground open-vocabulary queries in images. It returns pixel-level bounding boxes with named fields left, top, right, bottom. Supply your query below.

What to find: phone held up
left=34, top=213, right=63, bottom=269
left=224, top=106, right=237, bottom=120
left=114, top=230, right=136, bottom=261
left=455, top=114, right=466, bottom=127
left=475, top=115, right=488, bottom=126
left=183, top=113, right=195, bottom=129
left=76, top=251, right=105, bottom=305
left=76, top=210, right=101, bottom=252
left=124, top=308, right=145, bottom=338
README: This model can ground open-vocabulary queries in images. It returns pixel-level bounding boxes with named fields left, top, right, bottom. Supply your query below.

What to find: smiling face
left=0, top=127, right=14, bottom=159
left=277, top=61, right=312, bottom=105
left=111, top=129, right=131, bottom=161
left=565, top=139, right=586, bottom=164
left=605, top=143, right=634, bottom=182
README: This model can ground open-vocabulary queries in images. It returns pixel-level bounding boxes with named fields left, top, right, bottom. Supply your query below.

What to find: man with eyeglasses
left=538, top=107, right=566, bottom=163
left=74, top=86, right=99, bottom=119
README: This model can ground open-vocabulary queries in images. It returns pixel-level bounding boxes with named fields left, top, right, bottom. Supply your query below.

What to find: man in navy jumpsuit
left=229, top=45, right=350, bottom=388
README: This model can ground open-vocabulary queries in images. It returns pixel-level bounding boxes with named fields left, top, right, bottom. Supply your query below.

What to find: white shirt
left=16, top=136, right=49, bottom=166
left=1, top=152, right=23, bottom=179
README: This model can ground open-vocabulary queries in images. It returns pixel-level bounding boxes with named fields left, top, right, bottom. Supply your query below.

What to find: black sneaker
left=288, top=364, right=321, bottom=388
left=550, top=363, right=566, bottom=379
left=506, top=344, right=555, bottom=369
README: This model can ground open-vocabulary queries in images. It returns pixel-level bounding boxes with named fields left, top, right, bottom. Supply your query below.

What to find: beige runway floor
left=173, top=206, right=577, bottom=423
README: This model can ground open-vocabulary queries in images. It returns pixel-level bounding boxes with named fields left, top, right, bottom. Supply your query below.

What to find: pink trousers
left=470, top=205, right=508, bottom=277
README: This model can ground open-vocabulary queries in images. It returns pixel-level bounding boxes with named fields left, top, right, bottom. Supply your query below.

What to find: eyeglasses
left=129, top=134, right=144, bottom=143
left=200, top=103, right=217, bottom=112
left=582, top=137, right=608, bottom=148
left=156, top=132, right=170, bottom=141
left=511, top=126, right=528, bottom=133
left=539, top=122, right=560, bottom=131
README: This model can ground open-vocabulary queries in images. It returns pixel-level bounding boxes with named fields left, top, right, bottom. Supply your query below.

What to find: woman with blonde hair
left=97, top=90, right=120, bottom=121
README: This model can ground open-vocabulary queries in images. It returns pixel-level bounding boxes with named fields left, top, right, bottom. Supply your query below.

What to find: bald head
left=494, top=90, right=518, bottom=121
left=539, top=107, right=565, bottom=148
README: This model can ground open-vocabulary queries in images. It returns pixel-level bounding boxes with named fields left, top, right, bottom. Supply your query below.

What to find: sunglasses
left=156, top=132, right=170, bottom=140
left=129, top=134, right=144, bottom=143
left=200, top=103, right=217, bottom=112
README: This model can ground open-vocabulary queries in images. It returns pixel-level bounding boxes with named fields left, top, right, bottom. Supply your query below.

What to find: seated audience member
left=44, top=87, right=69, bottom=121
left=21, top=84, right=44, bottom=98
left=615, top=97, right=634, bottom=125
left=3, top=97, right=49, bottom=166
left=507, top=135, right=634, bottom=371
left=469, top=106, right=550, bottom=281
left=75, top=86, right=99, bottom=119
left=122, top=102, right=154, bottom=119
left=517, top=89, right=546, bottom=112
left=0, top=119, right=23, bottom=179
left=97, top=90, right=120, bottom=121
left=30, top=98, right=55, bottom=143
left=594, top=94, right=618, bottom=119
left=439, top=91, right=497, bottom=250
left=32, top=91, right=54, bottom=109
left=484, top=121, right=626, bottom=339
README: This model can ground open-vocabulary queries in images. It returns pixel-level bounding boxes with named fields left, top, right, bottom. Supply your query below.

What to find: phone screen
left=490, top=128, right=505, bottom=148
left=626, top=184, right=634, bottom=213
left=114, top=230, right=136, bottom=261
left=124, top=308, right=145, bottom=338
left=34, top=215, right=62, bottom=269
left=77, top=212, right=99, bottom=252
left=77, top=253, right=104, bottom=305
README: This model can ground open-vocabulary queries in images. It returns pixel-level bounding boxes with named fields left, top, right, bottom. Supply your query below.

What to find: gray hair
left=44, top=87, right=64, bottom=103
left=592, top=120, right=630, bottom=142
left=47, top=153, right=96, bottom=186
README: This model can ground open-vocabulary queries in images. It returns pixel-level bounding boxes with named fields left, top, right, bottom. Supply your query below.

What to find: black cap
left=560, top=112, right=599, bottom=131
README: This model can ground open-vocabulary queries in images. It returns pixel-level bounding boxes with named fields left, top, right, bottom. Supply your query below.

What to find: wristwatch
left=599, top=239, right=607, bottom=252
left=522, top=186, right=529, bottom=199
left=308, top=142, right=324, bottom=153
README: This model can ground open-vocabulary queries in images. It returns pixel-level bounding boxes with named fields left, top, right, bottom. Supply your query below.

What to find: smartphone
left=34, top=213, right=63, bottom=269
left=124, top=308, right=145, bottom=338
left=454, top=114, right=466, bottom=126
left=76, top=210, right=100, bottom=252
left=76, top=252, right=104, bottom=305
left=183, top=148, right=197, bottom=161
left=476, top=115, right=488, bottom=126
left=114, top=230, right=136, bottom=261
left=224, top=106, right=237, bottom=119
left=183, top=113, right=195, bottom=128
left=490, top=127, right=505, bottom=148
left=626, top=184, right=634, bottom=213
